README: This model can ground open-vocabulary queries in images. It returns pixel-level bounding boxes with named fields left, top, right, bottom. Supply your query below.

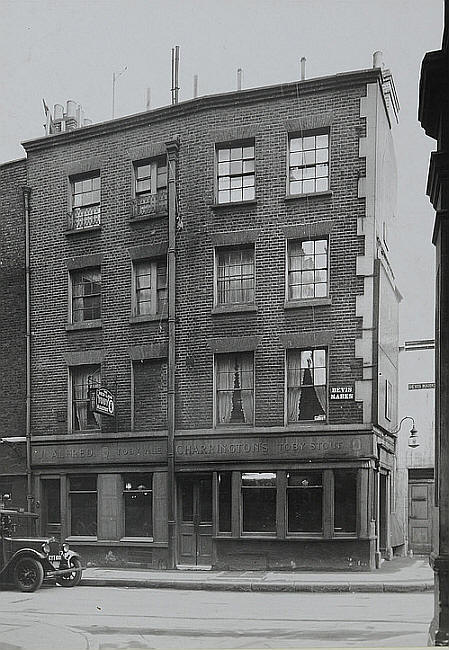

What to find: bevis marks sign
left=89, top=387, right=115, bottom=417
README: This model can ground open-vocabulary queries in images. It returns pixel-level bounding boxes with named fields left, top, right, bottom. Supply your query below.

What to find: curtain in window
left=287, top=352, right=303, bottom=422
left=217, top=356, right=234, bottom=424
left=240, top=354, right=254, bottom=424
left=315, top=385, right=327, bottom=413
left=73, top=367, right=101, bottom=430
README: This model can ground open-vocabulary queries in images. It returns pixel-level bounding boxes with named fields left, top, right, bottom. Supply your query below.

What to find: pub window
left=287, top=349, right=327, bottom=422
left=123, top=473, right=153, bottom=538
left=287, top=471, right=323, bottom=534
left=69, top=475, right=97, bottom=537
left=241, top=472, right=276, bottom=534
left=70, top=365, right=101, bottom=431
left=217, top=471, right=232, bottom=533
left=215, top=352, right=254, bottom=425
left=334, top=469, right=357, bottom=534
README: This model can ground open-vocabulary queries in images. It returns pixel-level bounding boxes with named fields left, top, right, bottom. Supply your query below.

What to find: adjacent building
left=397, top=339, right=435, bottom=556
left=1, top=55, right=403, bottom=570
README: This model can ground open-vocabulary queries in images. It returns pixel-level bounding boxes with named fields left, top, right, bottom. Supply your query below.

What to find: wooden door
left=178, top=475, right=213, bottom=567
left=408, top=481, right=433, bottom=555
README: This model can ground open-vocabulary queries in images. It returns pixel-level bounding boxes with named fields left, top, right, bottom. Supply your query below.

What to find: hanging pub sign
left=329, top=385, right=354, bottom=401
left=89, top=387, right=115, bottom=416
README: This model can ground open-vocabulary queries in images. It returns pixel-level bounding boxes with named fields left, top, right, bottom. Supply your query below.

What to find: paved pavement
left=81, top=555, right=434, bottom=593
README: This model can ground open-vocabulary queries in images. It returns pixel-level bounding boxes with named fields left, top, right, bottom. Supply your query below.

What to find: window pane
left=334, top=470, right=357, bottom=533
left=71, top=493, right=97, bottom=536
left=218, top=148, right=230, bottom=162
left=242, top=472, right=276, bottom=533
left=242, top=186, right=255, bottom=201
left=216, top=353, right=254, bottom=425
left=316, top=134, right=328, bottom=148
left=303, top=136, right=315, bottom=150
left=218, top=472, right=232, bottom=533
left=243, top=146, right=254, bottom=159
left=316, top=178, right=329, bottom=192
left=303, top=179, right=315, bottom=193
left=123, top=473, right=153, bottom=537
left=287, top=471, right=323, bottom=533
left=230, top=147, right=242, bottom=160
left=290, top=137, right=302, bottom=152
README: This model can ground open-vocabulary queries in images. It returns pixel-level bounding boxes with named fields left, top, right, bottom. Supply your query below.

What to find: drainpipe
left=166, top=138, right=179, bottom=569
left=23, top=186, right=33, bottom=513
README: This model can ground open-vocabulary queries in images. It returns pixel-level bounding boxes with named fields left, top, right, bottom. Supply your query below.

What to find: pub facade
left=3, top=56, right=403, bottom=570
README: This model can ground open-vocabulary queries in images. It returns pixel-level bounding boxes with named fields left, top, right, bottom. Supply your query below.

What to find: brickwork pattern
left=24, top=83, right=372, bottom=436
left=0, top=159, right=27, bottom=438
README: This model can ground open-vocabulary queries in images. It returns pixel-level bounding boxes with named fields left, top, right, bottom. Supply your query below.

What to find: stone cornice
left=21, top=69, right=382, bottom=155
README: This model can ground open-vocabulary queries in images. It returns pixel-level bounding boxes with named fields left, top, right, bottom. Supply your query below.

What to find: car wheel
left=13, top=557, right=44, bottom=592
left=56, top=557, right=82, bottom=587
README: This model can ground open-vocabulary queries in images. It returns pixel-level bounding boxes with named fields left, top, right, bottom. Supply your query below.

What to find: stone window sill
left=210, top=199, right=257, bottom=210
left=211, top=304, right=258, bottom=315
left=284, top=297, right=332, bottom=309
left=129, top=314, right=167, bottom=324
left=66, top=319, right=102, bottom=331
left=65, top=225, right=101, bottom=236
left=285, top=191, right=332, bottom=201
left=129, top=212, right=168, bottom=223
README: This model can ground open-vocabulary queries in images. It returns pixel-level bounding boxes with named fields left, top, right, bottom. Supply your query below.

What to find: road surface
left=0, top=584, right=433, bottom=648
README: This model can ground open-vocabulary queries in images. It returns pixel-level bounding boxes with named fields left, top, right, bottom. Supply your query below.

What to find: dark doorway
left=177, top=475, right=213, bottom=567
left=41, top=478, right=61, bottom=538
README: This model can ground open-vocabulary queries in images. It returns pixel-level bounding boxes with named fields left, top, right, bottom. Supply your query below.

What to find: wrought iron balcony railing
left=131, top=188, right=168, bottom=219
left=67, top=205, right=101, bottom=231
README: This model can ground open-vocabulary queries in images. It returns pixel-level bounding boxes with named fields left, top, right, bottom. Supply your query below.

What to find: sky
left=0, top=0, right=444, bottom=342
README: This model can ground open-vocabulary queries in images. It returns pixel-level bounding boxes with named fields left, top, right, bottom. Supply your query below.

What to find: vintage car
left=0, top=506, right=82, bottom=592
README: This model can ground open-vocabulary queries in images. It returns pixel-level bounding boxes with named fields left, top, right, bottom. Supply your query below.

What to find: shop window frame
left=121, top=473, right=154, bottom=541
left=67, top=474, right=98, bottom=539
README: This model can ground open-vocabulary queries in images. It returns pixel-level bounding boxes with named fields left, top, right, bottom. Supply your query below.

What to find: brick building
left=0, top=158, right=28, bottom=509
left=1, top=55, right=403, bottom=570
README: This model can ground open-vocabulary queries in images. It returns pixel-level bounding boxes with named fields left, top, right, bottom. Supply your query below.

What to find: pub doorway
left=177, top=474, right=213, bottom=568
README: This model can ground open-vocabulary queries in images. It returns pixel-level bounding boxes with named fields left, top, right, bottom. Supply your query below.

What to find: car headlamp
left=42, top=542, right=50, bottom=554
left=62, top=543, right=70, bottom=553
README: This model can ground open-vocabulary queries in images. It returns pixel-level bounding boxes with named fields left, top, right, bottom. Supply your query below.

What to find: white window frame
left=131, top=258, right=167, bottom=317
left=284, top=348, right=328, bottom=425
left=133, top=157, right=167, bottom=197
left=285, top=237, right=329, bottom=302
left=287, top=130, right=329, bottom=196
left=215, top=141, right=255, bottom=204
left=68, top=267, right=101, bottom=323
left=68, top=365, right=101, bottom=433
left=214, top=352, right=255, bottom=427
left=214, top=245, right=255, bottom=307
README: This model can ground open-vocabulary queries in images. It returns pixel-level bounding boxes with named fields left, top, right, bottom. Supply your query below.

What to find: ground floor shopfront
left=29, top=426, right=401, bottom=571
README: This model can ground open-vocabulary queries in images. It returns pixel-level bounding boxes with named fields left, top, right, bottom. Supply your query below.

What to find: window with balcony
left=215, top=246, right=255, bottom=307
left=216, top=143, right=255, bottom=204
left=70, top=365, right=101, bottom=431
left=70, top=267, right=101, bottom=323
left=215, top=352, right=254, bottom=425
left=287, top=349, right=327, bottom=422
left=287, top=238, right=329, bottom=301
left=132, top=157, right=167, bottom=218
left=69, top=172, right=100, bottom=230
left=131, top=258, right=167, bottom=317
left=288, top=131, right=329, bottom=195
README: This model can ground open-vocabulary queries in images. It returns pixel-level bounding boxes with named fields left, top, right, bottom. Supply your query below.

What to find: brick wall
left=23, top=79, right=375, bottom=436
left=0, top=159, right=27, bottom=437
